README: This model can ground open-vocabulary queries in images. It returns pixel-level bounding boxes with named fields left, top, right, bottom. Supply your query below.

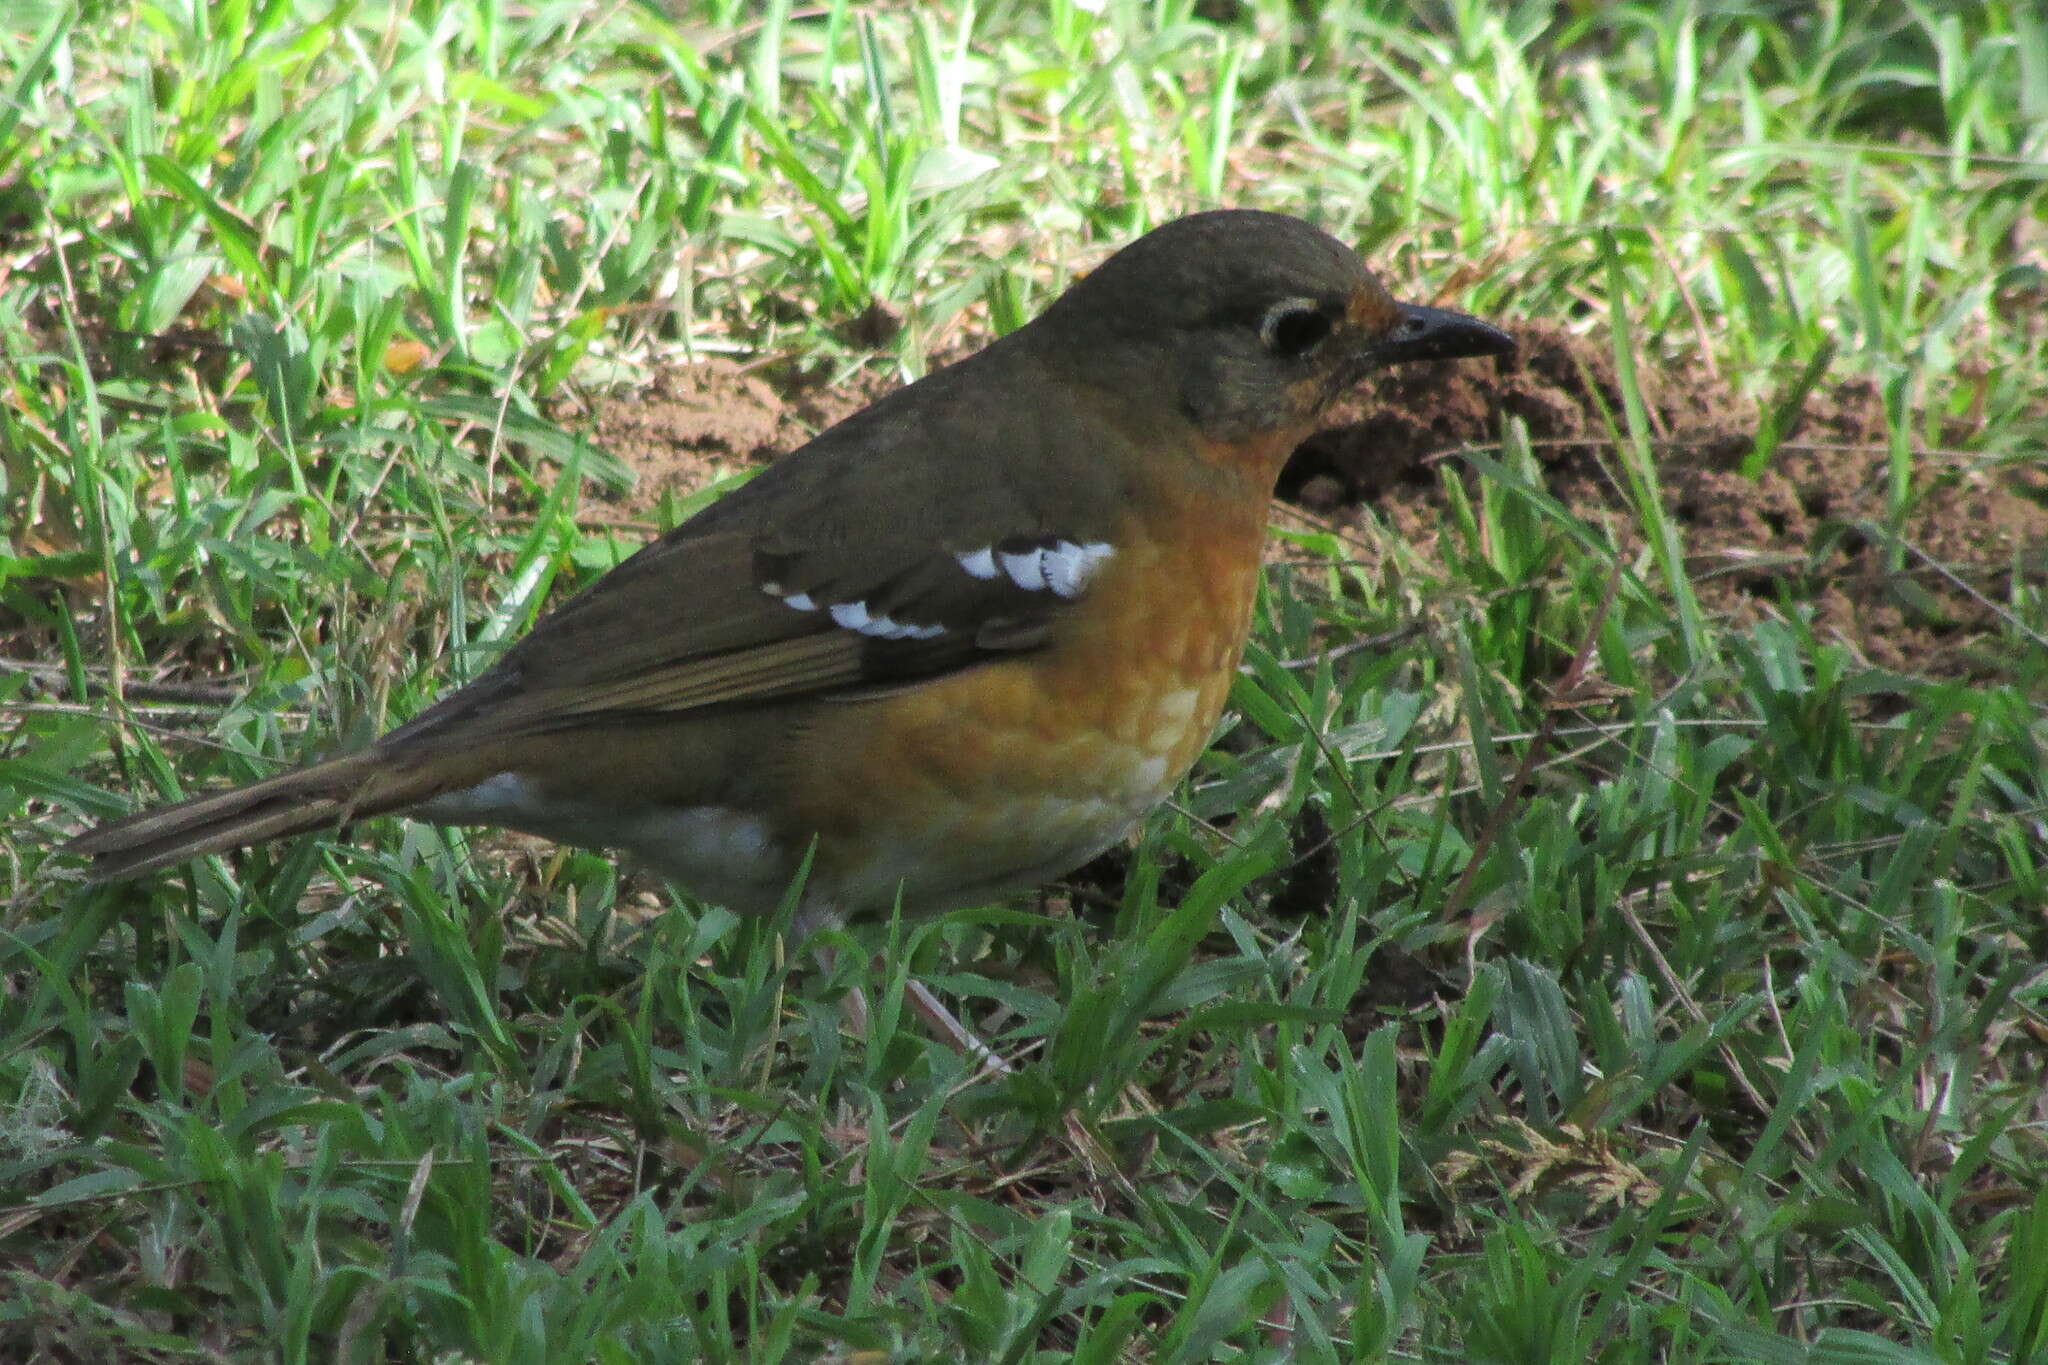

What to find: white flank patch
left=956, top=546, right=998, bottom=580
left=419, top=771, right=536, bottom=823
left=414, top=784, right=791, bottom=913
left=645, top=805, right=774, bottom=868
left=782, top=591, right=818, bottom=612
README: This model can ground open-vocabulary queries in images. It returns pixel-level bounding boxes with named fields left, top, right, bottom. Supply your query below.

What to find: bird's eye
left=1259, top=298, right=1332, bottom=359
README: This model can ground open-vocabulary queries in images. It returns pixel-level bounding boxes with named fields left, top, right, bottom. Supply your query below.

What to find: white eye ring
left=1260, top=297, right=1332, bottom=358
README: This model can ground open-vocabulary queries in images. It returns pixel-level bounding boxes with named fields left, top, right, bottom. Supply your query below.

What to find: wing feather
left=385, top=521, right=1104, bottom=746
left=386, top=351, right=1131, bottom=748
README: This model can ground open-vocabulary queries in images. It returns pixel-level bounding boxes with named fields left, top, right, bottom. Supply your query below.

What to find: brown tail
left=66, top=747, right=457, bottom=882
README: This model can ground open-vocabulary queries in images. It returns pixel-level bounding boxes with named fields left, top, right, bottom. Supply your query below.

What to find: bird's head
left=1037, top=209, right=1514, bottom=446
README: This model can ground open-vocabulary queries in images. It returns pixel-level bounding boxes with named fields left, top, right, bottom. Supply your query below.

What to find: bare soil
left=564, top=356, right=897, bottom=509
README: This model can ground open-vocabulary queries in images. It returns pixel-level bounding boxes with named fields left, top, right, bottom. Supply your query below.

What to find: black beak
left=1375, top=303, right=1515, bottom=368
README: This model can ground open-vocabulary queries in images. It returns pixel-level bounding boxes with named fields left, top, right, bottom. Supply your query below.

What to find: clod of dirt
left=838, top=301, right=903, bottom=349
left=575, top=357, right=811, bottom=508
left=570, top=356, right=913, bottom=512
left=1267, top=804, right=1341, bottom=920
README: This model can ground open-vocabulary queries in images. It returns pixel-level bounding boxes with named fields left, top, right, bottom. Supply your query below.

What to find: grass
left=4, top=0, right=2048, bottom=1360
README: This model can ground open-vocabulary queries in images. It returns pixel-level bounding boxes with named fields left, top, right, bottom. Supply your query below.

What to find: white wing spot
left=820, top=599, right=947, bottom=641
left=782, top=591, right=818, bottom=612
left=963, top=540, right=1115, bottom=596
left=1000, top=549, right=1047, bottom=591
left=1043, top=540, right=1114, bottom=598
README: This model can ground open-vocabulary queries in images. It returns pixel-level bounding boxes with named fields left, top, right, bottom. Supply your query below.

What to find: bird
left=67, top=210, right=1512, bottom=1019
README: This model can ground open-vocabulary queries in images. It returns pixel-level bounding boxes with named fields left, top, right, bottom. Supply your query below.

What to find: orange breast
left=787, top=483, right=1269, bottom=916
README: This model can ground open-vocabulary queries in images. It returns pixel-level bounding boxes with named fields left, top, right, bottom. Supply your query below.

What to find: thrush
left=68, top=210, right=1512, bottom=971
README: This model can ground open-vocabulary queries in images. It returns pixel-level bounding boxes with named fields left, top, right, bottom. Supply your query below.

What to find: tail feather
left=66, top=749, right=454, bottom=882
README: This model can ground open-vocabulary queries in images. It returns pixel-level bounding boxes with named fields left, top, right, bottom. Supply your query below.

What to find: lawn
left=4, top=1, right=2047, bottom=1360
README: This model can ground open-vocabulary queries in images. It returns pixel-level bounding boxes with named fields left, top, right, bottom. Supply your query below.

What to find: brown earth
left=571, top=325, right=2048, bottom=680
left=558, top=356, right=899, bottom=510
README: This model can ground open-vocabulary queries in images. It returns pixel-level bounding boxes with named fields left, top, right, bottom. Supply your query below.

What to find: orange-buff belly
left=791, top=509, right=1263, bottom=916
